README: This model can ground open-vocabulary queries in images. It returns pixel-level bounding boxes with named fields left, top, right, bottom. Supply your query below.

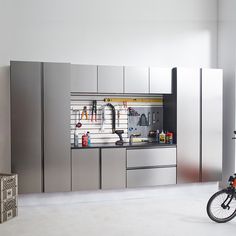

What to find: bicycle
left=207, top=174, right=236, bottom=223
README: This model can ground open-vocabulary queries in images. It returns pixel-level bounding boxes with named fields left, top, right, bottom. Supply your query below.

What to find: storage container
left=0, top=174, right=18, bottom=223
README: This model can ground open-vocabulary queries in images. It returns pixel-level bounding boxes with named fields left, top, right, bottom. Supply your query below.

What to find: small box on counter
left=0, top=174, right=18, bottom=223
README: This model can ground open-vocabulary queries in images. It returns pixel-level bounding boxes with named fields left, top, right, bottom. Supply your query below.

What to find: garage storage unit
left=11, top=61, right=71, bottom=193
left=164, top=68, right=223, bottom=183
left=10, top=61, right=223, bottom=194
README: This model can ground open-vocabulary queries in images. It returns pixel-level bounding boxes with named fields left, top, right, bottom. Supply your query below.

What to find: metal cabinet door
left=10, top=61, right=42, bottom=194
left=71, top=64, right=97, bottom=93
left=201, top=69, right=223, bottom=182
left=101, top=148, right=126, bottom=189
left=150, top=68, right=172, bottom=94
left=176, top=68, right=201, bottom=183
left=98, top=66, right=124, bottom=93
left=72, top=149, right=100, bottom=191
left=124, top=67, right=149, bottom=93
left=44, top=62, right=71, bottom=192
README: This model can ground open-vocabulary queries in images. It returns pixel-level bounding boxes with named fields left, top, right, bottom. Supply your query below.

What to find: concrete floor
left=0, top=182, right=236, bottom=236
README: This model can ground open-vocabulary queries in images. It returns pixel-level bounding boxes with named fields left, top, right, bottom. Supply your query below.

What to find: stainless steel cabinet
left=72, top=149, right=100, bottom=191
left=176, top=68, right=201, bottom=183
left=127, top=167, right=176, bottom=188
left=201, top=69, right=223, bottom=182
left=101, top=148, right=126, bottom=189
left=98, top=66, right=124, bottom=93
left=71, top=64, right=97, bottom=93
left=10, top=61, right=43, bottom=194
left=150, top=68, right=172, bottom=94
left=44, top=63, right=71, bottom=193
left=124, top=67, right=149, bottom=93
left=164, top=68, right=223, bottom=184
left=11, top=61, right=71, bottom=193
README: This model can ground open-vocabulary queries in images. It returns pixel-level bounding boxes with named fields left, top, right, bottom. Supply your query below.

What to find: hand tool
left=128, top=107, right=140, bottom=116
left=100, top=105, right=105, bottom=132
left=137, top=113, right=149, bottom=126
left=117, top=109, right=120, bottom=127
left=81, top=106, right=88, bottom=120
left=91, top=100, right=97, bottom=122
left=148, top=112, right=151, bottom=126
left=75, top=110, right=82, bottom=128
left=106, top=103, right=116, bottom=133
left=152, top=112, right=156, bottom=124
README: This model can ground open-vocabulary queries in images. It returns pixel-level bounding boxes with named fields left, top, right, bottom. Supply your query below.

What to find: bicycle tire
left=207, top=189, right=236, bottom=223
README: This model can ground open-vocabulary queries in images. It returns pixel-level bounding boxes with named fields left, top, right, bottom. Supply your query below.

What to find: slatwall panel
left=71, top=96, right=163, bottom=144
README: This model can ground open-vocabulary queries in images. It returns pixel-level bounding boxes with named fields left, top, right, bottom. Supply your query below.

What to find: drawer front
left=127, top=148, right=176, bottom=168
left=127, top=167, right=176, bottom=188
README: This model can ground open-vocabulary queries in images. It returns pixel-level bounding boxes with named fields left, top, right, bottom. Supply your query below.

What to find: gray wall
left=218, top=0, right=236, bottom=185
left=0, top=0, right=218, bottom=173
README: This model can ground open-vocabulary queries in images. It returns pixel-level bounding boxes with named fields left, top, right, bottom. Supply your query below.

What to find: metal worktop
left=71, top=142, right=176, bottom=149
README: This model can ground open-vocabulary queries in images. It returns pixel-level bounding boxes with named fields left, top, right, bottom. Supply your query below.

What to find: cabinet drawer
left=127, top=167, right=176, bottom=188
left=127, top=148, right=176, bottom=168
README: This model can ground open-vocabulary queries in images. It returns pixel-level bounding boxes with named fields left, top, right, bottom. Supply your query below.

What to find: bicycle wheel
left=207, top=189, right=236, bottom=223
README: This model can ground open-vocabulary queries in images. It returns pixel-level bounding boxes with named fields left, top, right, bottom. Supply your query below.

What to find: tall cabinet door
left=44, top=63, right=71, bottom=192
left=10, top=61, right=42, bottom=194
left=201, top=69, right=223, bottom=182
left=176, top=68, right=201, bottom=183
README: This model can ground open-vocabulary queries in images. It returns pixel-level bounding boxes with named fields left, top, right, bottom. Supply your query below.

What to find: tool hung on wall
left=106, top=103, right=116, bottom=133
left=137, top=113, right=149, bottom=126
left=81, top=106, right=88, bottom=120
left=91, top=100, right=97, bottom=122
left=128, top=107, right=140, bottom=116
left=75, top=110, right=82, bottom=128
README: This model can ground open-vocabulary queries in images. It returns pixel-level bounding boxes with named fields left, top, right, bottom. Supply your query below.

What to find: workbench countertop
left=71, top=142, right=176, bottom=149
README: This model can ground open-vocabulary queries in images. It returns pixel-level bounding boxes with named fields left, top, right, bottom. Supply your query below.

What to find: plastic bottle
left=82, top=133, right=88, bottom=147
left=156, top=129, right=160, bottom=143
left=159, top=130, right=166, bottom=144
left=168, top=132, right=173, bottom=144
left=87, top=131, right=91, bottom=145
left=74, top=128, right=79, bottom=147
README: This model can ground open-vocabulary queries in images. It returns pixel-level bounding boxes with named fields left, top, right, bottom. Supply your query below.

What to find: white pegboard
left=70, top=95, right=163, bottom=144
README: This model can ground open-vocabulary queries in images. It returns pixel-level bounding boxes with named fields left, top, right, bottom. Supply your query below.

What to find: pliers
left=81, top=106, right=88, bottom=120
left=91, top=100, right=97, bottom=122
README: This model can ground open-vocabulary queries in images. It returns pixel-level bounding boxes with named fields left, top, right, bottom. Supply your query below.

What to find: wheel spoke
left=207, top=190, right=236, bottom=222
